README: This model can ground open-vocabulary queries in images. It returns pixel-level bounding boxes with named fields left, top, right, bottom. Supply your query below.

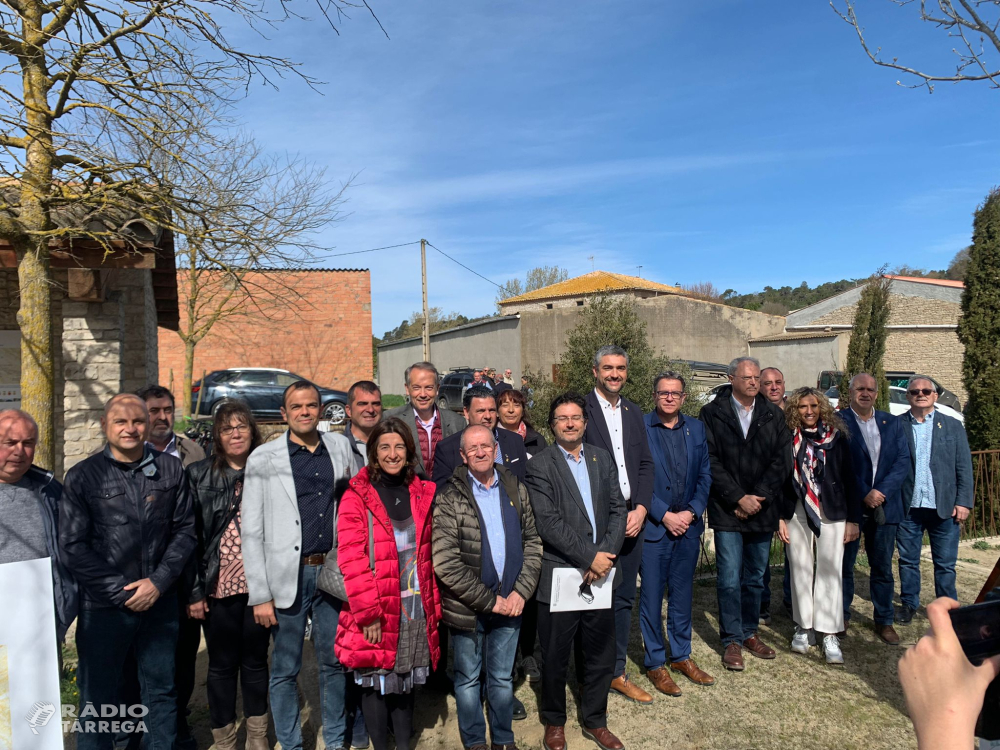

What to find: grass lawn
left=60, top=552, right=995, bottom=750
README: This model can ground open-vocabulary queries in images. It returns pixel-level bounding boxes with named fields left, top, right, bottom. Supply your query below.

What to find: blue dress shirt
left=470, top=469, right=506, bottom=580
left=558, top=444, right=597, bottom=543
left=911, top=410, right=937, bottom=510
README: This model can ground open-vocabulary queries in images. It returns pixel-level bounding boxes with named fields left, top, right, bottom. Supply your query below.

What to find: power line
left=426, top=241, right=503, bottom=290
left=324, top=241, right=421, bottom=259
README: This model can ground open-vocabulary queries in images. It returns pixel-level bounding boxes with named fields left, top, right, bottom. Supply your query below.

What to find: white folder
left=549, top=567, right=615, bottom=612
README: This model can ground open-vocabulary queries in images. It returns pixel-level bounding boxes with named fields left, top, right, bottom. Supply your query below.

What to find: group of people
left=0, top=348, right=976, bottom=750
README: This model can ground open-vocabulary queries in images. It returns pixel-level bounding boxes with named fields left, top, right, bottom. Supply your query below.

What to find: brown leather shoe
left=609, top=674, right=653, bottom=704
left=742, top=634, right=776, bottom=659
left=722, top=642, right=744, bottom=671
left=582, top=726, right=625, bottom=750
left=543, top=725, right=567, bottom=750
left=876, top=623, right=901, bottom=645
left=670, top=658, right=715, bottom=686
left=646, top=667, right=681, bottom=696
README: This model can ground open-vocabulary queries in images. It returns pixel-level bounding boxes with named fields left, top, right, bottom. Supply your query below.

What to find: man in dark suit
left=639, top=371, right=714, bottom=698
left=897, top=375, right=974, bottom=623
left=583, top=345, right=654, bottom=704
left=526, top=393, right=627, bottom=750
left=432, top=385, right=529, bottom=486
left=699, top=357, right=792, bottom=672
left=839, top=373, right=911, bottom=644
left=383, top=361, right=466, bottom=479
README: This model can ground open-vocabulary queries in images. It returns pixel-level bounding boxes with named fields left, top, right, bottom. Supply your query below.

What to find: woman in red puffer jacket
left=335, top=417, right=441, bottom=750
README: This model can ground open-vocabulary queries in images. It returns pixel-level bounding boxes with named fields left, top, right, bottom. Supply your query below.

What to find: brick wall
left=158, top=269, right=372, bottom=408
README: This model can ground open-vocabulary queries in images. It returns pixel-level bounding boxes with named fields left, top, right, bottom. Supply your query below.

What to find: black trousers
left=537, top=604, right=615, bottom=730
left=204, top=593, right=270, bottom=728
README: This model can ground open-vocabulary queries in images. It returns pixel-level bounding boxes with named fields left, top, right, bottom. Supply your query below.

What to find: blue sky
left=225, top=1, right=1000, bottom=337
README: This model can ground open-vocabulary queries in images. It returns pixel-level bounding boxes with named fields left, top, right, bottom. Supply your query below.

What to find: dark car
left=437, top=368, right=475, bottom=412
left=192, top=368, right=348, bottom=424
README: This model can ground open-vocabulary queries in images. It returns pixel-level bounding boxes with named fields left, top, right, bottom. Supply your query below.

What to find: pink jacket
left=334, top=468, right=442, bottom=671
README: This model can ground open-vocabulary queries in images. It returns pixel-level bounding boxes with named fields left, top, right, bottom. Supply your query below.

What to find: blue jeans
left=76, top=593, right=179, bottom=750
left=270, top=564, right=346, bottom=750
left=715, top=531, right=771, bottom=646
left=842, top=520, right=899, bottom=625
left=897, top=507, right=962, bottom=609
left=452, top=615, right=521, bottom=748
left=639, top=532, right=700, bottom=667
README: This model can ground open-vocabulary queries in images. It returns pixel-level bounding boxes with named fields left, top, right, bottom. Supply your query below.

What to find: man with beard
left=138, top=385, right=206, bottom=467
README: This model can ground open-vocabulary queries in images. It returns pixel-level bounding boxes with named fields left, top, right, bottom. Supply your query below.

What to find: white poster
left=0, top=558, right=62, bottom=750
left=549, top=567, right=616, bottom=612
left=0, top=331, right=20, bottom=410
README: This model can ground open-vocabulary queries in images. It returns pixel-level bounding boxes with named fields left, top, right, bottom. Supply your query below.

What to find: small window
left=235, top=371, right=273, bottom=386
left=545, top=303, right=553, bottom=309
left=274, top=373, right=299, bottom=387
left=576, top=300, right=584, bottom=306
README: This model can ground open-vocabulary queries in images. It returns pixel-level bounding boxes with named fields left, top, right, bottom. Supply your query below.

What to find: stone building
left=0, top=228, right=178, bottom=475
left=750, top=275, right=966, bottom=398
left=158, top=268, right=372, bottom=401
left=377, top=270, right=785, bottom=394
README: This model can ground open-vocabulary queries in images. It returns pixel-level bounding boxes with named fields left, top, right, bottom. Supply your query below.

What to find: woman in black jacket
left=185, top=401, right=268, bottom=749
left=496, top=387, right=547, bottom=457
left=778, top=387, right=860, bottom=666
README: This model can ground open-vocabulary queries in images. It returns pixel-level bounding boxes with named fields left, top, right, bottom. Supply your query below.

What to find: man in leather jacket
left=60, top=393, right=195, bottom=750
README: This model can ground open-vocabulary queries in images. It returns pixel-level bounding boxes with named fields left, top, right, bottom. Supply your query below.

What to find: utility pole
left=636, top=265, right=643, bottom=278
left=421, top=238, right=430, bottom=362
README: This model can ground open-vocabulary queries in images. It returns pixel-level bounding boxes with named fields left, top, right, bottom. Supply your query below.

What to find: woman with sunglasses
left=185, top=401, right=269, bottom=749
left=779, top=387, right=861, bottom=665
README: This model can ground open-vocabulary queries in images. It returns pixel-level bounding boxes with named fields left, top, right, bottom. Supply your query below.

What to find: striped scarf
left=792, top=422, right=839, bottom=537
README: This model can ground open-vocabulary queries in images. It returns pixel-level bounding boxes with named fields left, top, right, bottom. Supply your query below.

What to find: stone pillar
left=62, top=269, right=158, bottom=471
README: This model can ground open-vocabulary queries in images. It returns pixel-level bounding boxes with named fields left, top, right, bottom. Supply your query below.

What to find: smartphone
left=951, top=599, right=1000, bottom=741
left=950, top=600, right=1000, bottom=664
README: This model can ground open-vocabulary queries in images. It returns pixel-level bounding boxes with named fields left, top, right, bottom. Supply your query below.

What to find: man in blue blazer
left=638, top=371, right=715, bottom=698
left=897, top=376, right=974, bottom=624
left=839, top=373, right=911, bottom=645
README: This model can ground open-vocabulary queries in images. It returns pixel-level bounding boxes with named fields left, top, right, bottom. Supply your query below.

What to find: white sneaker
left=823, top=634, right=844, bottom=665
left=791, top=627, right=811, bottom=654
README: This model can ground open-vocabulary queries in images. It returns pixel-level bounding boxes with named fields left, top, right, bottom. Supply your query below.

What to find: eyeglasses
left=655, top=390, right=685, bottom=400
left=553, top=415, right=585, bottom=424
left=578, top=582, right=594, bottom=604
left=221, top=424, right=249, bottom=436
left=908, top=389, right=935, bottom=397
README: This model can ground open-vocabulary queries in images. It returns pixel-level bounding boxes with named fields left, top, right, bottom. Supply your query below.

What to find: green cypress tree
left=958, top=187, right=1000, bottom=451
left=839, top=268, right=892, bottom=412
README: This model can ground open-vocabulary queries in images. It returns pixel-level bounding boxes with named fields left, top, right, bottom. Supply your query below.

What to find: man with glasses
left=526, top=393, right=626, bottom=750
left=839, top=373, right=910, bottom=643
left=583, top=345, right=654, bottom=705
left=638, top=372, right=714, bottom=698
left=755, top=367, right=790, bottom=626
left=699, top=357, right=791, bottom=671
left=896, top=375, right=973, bottom=623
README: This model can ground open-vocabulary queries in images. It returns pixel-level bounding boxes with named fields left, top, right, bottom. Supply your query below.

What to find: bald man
left=61, top=393, right=195, bottom=750
left=0, top=409, right=77, bottom=640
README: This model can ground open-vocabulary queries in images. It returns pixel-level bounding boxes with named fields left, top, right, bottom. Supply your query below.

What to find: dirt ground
left=63, top=541, right=1000, bottom=750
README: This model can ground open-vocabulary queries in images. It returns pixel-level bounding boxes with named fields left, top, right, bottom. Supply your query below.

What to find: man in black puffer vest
left=433, top=424, right=543, bottom=750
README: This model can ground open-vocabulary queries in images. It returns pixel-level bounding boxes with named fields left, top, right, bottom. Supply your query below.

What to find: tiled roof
left=885, top=275, right=964, bottom=289
left=499, top=270, right=681, bottom=304
left=750, top=331, right=844, bottom=343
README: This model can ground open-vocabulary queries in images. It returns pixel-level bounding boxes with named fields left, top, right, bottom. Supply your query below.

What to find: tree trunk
left=16, top=241, right=54, bottom=468
left=182, top=337, right=195, bottom=417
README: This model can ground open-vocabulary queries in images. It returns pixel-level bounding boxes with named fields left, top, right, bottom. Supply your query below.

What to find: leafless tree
left=832, top=1, right=1000, bottom=91
left=681, top=281, right=724, bottom=301
left=0, top=0, right=371, bottom=466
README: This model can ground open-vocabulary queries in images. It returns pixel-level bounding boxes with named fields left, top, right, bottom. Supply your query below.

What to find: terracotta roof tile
left=500, top=270, right=681, bottom=304
left=884, top=275, right=964, bottom=289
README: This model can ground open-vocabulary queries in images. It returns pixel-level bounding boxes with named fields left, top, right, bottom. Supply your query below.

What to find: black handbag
left=317, top=509, right=375, bottom=601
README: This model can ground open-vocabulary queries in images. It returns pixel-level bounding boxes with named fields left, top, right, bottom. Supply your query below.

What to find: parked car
left=825, top=385, right=964, bottom=424
left=192, top=368, right=348, bottom=424
left=437, top=368, right=475, bottom=412
left=817, top=370, right=962, bottom=412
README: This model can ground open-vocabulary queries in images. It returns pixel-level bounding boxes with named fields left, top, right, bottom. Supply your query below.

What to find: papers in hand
left=550, top=567, right=615, bottom=612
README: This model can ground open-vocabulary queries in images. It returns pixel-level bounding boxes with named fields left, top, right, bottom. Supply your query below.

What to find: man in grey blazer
left=896, top=375, right=974, bottom=624
left=242, top=380, right=357, bottom=750
left=526, top=392, right=627, bottom=750
left=383, top=361, right=466, bottom=479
